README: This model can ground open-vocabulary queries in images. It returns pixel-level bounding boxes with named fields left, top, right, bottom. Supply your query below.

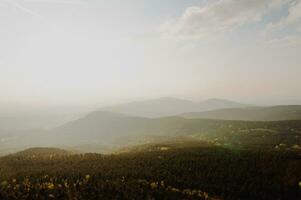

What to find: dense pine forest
left=0, top=142, right=300, bottom=200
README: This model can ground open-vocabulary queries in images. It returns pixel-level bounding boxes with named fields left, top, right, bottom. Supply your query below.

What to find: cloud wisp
left=3, top=0, right=43, bottom=18
left=268, top=0, right=301, bottom=29
left=2, top=0, right=85, bottom=19
left=159, top=0, right=288, bottom=39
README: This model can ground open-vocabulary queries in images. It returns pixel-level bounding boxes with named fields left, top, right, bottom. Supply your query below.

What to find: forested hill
left=52, top=111, right=301, bottom=149
left=181, top=105, right=301, bottom=121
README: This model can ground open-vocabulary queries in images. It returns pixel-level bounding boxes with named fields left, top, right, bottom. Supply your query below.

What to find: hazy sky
left=0, top=0, right=301, bottom=106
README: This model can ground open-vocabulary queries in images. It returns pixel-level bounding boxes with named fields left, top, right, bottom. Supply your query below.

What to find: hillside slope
left=181, top=105, right=301, bottom=121
left=10, top=147, right=72, bottom=158
left=52, top=111, right=301, bottom=149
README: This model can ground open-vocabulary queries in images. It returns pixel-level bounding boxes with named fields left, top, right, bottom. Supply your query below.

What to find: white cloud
left=286, top=0, right=301, bottom=23
left=160, top=0, right=287, bottom=39
left=267, top=0, right=301, bottom=29
left=265, top=0, right=301, bottom=45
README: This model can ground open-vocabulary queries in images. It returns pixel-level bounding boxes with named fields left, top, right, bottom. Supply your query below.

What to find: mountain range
left=99, top=97, right=246, bottom=118
left=1, top=97, right=301, bottom=155
left=52, top=110, right=301, bottom=150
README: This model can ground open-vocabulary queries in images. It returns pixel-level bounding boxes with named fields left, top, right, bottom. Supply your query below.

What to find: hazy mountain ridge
left=8, top=147, right=72, bottom=158
left=181, top=105, right=301, bottom=121
left=99, top=97, right=246, bottom=118
left=51, top=110, right=301, bottom=150
left=0, top=104, right=95, bottom=131
left=1, top=98, right=301, bottom=155
left=51, top=111, right=184, bottom=146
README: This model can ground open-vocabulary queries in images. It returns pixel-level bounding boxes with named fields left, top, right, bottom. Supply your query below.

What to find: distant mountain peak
left=202, top=98, right=243, bottom=104
left=155, top=97, right=194, bottom=102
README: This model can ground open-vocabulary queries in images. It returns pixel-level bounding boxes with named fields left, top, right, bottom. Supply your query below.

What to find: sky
left=0, top=0, right=301, bottom=107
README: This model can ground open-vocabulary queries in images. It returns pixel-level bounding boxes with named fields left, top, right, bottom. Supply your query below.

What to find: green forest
left=0, top=141, right=301, bottom=200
